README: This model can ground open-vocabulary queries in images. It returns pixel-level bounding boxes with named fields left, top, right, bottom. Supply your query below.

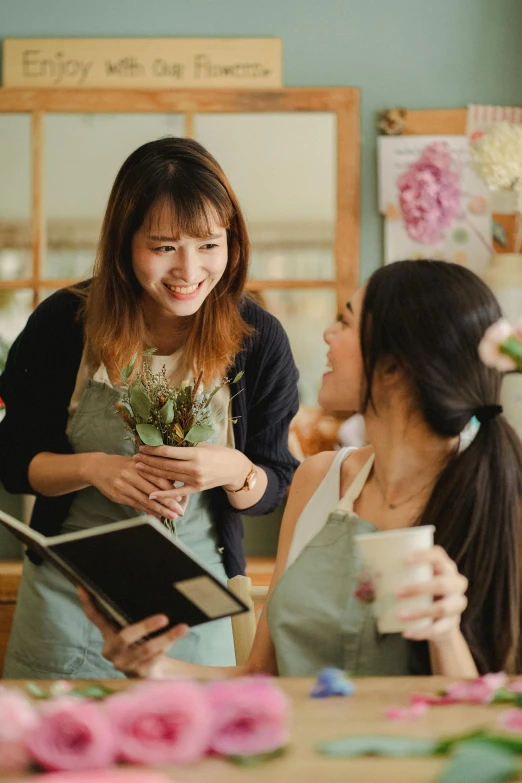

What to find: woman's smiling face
left=319, top=287, right=365, bottom=413
left=131, top=203, right=229, bottom=321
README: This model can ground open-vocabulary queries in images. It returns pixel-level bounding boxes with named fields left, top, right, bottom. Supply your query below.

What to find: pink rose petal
left=385, top=702, right=429, bottom=721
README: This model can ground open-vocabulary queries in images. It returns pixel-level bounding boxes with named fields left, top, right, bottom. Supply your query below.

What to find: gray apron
left=4, top=379, right=234, bottom=678
left=266, top=509, right=410, bottom=677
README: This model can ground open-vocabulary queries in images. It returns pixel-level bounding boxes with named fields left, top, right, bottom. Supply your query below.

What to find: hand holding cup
left=355, top=526, right=468, bottom=639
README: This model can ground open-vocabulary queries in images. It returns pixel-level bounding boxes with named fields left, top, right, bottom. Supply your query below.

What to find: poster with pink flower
left=378, top=135, right=492, bottom=272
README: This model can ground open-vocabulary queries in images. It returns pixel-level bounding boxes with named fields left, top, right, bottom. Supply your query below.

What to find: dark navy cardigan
left=0, top=286, right=299, bottom=577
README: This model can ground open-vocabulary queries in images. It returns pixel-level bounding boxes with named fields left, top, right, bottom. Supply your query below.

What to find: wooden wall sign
left=2, top=38, right=282, bottom=89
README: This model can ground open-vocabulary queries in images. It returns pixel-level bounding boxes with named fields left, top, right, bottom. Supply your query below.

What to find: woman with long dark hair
left=0, top=137, right=299, bottom=677
left=83, top=259, right=522, bottom=678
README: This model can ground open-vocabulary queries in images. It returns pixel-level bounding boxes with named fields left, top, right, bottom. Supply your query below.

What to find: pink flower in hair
left=478, top=319, right=520, bottom=373
left=398, top=142, right=461, bottom=244
left=25, top=697, right=116, bottom=771
left=206, top=677, right=290, bottom=757
left=106, top=680, right=211, bottom=765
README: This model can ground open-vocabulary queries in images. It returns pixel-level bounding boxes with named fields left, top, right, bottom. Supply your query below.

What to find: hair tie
left=474, top=404, right=503, bottom=424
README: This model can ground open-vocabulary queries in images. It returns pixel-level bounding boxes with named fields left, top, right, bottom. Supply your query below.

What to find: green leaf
left=228, top=746, right=287, bottom=767
left=122, top=352, right=138, bottom=382
left=232, top=371, right=244, bottom=384
left=25, top=681, right=49, bottom=699
left=70, top=684, right=115, bottom=700
left=185, top=424, right=215, bottom=444
left=118, top=401, right=135, bottom=417
left=437, top=740, right=517, bottom=783
left=142, top=347, right=157, bottom=356
left=136, top=423, right=164, bottom=446
left=316, top=735, right=437, bottom=758
left=159, top=398, right=174, bottom=424
left=435, top=730, right=489, bottom=755
left=493, top=688, right=518, bottom=704
left=500, top=336, right=522, bottom=371
left=130, top=383, right=152, bottom=421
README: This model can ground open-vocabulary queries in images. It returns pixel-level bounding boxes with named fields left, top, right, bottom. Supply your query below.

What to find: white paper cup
left=354, top=525, right=435, bottom=634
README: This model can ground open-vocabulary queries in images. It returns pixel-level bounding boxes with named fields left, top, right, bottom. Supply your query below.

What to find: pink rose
left=18, top=771, right=174, bottom=783
left=25, top=697, right=117, bottom=771
left=445, top=672, right=507, bottom=704
left=206, top=677, right=290, bottom=756
left=106, top=680, right=211, bottom=765
left=411, top=672, right=507, bottom=706
left=0, top=688, right=38, bottom=773
left=499, top=708, right=522, bottom=733
left=478, top=319, right=518, bottom=372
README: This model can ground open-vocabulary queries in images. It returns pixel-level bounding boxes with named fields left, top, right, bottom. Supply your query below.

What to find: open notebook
left=0, top=509, right=248, bottom=630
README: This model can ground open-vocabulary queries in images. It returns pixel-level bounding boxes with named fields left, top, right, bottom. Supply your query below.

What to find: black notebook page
left=50, top=523, right=246, bottom=629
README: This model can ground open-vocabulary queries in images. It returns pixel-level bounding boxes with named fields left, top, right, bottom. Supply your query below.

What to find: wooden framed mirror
left=0, top=86, right=359, bottom=420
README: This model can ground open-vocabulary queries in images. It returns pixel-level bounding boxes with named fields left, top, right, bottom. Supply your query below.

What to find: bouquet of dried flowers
left=115, top=349, right=243, bottom=532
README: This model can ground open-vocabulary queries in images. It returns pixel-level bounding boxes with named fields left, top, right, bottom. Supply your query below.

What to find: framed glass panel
left=194, top=113, right=336, bottom=281
left=0, top=115, right=32, bottom=281
left=43, top=113, right=185, bottom=280
left=262, top=288, right=336, bottom=407
left=0, top=288, right=33, bottom=348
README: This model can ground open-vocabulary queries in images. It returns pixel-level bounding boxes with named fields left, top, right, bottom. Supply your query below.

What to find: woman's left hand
left=396, top=545, right=468, bottom=642
left=133, top=442, right=252, bottom=498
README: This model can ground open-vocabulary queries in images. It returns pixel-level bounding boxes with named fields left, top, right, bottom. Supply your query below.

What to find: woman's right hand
left=78, top=588, right=187, bottom=678
left=85, top=453, right=185, bottom=521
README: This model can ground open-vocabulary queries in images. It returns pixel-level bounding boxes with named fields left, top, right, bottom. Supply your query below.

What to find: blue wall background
left=1, top=0, right=521, bottom=279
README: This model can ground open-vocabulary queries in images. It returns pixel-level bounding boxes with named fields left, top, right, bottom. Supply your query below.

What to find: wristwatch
left=226, top=464, right=258, bottom=493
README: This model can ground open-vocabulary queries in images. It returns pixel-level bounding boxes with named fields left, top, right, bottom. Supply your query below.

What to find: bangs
left=143, top=181, right=235, bottom=241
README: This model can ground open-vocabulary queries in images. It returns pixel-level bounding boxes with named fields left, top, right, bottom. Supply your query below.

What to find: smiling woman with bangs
left=0, top=137, right=299, bottom=678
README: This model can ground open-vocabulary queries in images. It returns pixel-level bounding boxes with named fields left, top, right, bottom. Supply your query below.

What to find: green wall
left=1, top=0, right=521, bottom=278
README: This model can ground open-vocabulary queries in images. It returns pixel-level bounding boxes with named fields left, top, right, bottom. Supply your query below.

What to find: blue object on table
left=310, top=667, right=356, bottom=698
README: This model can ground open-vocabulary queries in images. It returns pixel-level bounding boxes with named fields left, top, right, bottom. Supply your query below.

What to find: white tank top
left=286, top=447, right=375, bottom=569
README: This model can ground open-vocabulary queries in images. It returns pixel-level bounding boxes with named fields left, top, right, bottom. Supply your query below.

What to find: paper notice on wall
left=466, top=104, right=522, bottom=137
left=378, top=135, right=492, bottom=272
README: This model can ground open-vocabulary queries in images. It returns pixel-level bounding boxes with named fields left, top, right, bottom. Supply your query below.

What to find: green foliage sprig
left=116, top=350, right=243, bottom=450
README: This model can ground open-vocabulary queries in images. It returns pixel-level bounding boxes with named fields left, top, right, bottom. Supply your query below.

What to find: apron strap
left=335, top=453, right=374, bottom=514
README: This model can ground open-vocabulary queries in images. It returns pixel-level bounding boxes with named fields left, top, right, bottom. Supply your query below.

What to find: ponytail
left=418, top=416, right=522, bottom=673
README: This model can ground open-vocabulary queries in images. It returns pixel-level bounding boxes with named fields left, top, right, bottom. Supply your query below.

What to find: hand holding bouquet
left=115, top=350, right=243, bottom=532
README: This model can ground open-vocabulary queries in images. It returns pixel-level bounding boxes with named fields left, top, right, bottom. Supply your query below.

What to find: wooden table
left=0, top=561, right=22, bottom=674
left=0, top=676, right=515, bottom=782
